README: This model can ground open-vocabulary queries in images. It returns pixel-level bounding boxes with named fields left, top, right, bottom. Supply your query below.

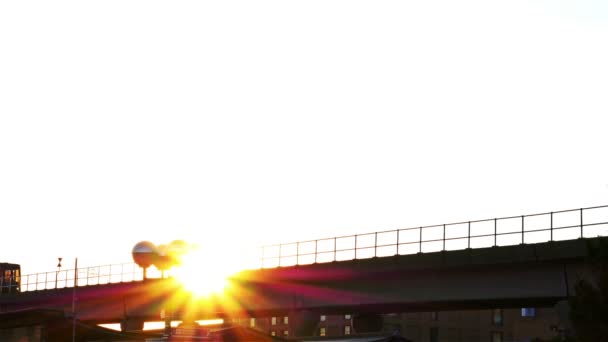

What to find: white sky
left=1, top=1, right=607, bottom=275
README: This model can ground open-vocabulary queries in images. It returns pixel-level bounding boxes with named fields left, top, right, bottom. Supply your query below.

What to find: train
left=0, top=263, right=21, bottom=294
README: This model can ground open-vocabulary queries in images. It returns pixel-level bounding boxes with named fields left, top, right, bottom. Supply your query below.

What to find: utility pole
left=72, top=258, right=78, bottom=342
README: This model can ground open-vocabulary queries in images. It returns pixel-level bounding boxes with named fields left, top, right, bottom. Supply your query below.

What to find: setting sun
left=172, top=244, right=245, bottom=298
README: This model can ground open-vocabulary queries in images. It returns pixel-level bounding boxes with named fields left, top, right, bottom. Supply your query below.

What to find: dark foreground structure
left=0, top=309, right=291, bottom=342
left=0, top=308, right=561, bottom=342
left=0, top=309, right=157, bottom=341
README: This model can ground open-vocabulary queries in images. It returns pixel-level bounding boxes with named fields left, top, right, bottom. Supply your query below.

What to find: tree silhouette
left=569, top=237, right=608, bottom=342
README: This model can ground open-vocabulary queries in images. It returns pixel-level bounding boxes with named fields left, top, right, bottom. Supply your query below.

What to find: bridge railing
left=17, top=262, right=166, bottom=292
left=12, top=205, right=608, bottom=292
left=260, top=205, right=608, bottom=268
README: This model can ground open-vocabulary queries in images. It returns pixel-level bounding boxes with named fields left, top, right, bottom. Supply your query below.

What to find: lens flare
left=172, top=245, right=243, bottom=298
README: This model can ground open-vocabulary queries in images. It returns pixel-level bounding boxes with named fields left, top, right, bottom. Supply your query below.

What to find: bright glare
left=98, top=324, right=121, bottom=331
left=98, top=319, right=224, bottom=332
left=98, top=322, right=190, bottom=332
left=140, top=319, right=224, bottom=331
left=172, top=245, right=245, bottom=297
left=195, top=319, right=224, bottom=326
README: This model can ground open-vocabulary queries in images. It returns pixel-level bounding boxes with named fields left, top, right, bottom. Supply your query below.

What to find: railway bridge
left=1, top=206, right=606, bottom=331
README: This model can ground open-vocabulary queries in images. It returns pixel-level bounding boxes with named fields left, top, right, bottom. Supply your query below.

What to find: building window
left=344, top=326, right=351, bottom=335
left=283, top=330, right=289, bottom=336
left=283, top=316, right=289, bottom=324
left=271, top=331, right=276, bottom=336
left=345, top=314, right=351, bottom=320
left=250, top=318, right=255, bottom=328
left=320, top=327, right=326, bottom=336
left=521, top=308, right=536, bottom=317
left=491, top=331, right=503, bottom=342
left=430, top=327, right=439, bottom=342
left=271, top=317, right=277, bottom=325
left=492, top=309, right=503, bottom=326
left=431, top=311, right=439, bottom=321
left=320, top=315, right=326, bottom=322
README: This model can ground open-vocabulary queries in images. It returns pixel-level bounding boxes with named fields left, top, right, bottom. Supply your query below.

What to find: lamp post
left=55, top=257, right=62, bottom=289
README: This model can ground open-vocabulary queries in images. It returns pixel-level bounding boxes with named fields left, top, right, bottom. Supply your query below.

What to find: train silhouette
left=0, top=263, right=20, bottom=293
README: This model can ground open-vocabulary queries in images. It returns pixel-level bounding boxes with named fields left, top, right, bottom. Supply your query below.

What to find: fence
left=9, top=205, right=608, bottom=293
left=260, top=205, right=608, bottom=268
left=16, top=262, right=162, bottom=292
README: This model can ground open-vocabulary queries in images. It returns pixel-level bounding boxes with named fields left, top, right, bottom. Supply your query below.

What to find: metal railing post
left=396, top=230, right=400, bottom=255
left=296, top=242, right=300, bottom=265
left=419, top=227, right=423, bottom=253
left=333, top=237, right=337, bottom=262
left=467, top=222, right=471, bottom=249
left=580, top=208, right=584, bottom=238
left=314, top=240, right=318, bottom=263
left=442, top=224, right=446, bottom=251
left=278, top=244, right=282, bottom=267
left=494, top=219, right=497, bottom=247
left=521, top=215, right=525, bottom=244
left=374, top=232, right=378, bottom=257
left=550, top=212, right=553, bottom=241
left=355, top=235, right=358, bottom=259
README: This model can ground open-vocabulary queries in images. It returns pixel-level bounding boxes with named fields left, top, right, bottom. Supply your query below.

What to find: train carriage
left=0, top=263, right=21, bottom=294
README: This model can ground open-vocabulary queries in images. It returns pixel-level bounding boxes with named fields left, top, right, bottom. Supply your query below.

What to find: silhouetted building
left=236, top=306, right=564, bottom=342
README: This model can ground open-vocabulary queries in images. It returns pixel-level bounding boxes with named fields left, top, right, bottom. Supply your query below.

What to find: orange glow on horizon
left=98, top=319, right=224, bottom=332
